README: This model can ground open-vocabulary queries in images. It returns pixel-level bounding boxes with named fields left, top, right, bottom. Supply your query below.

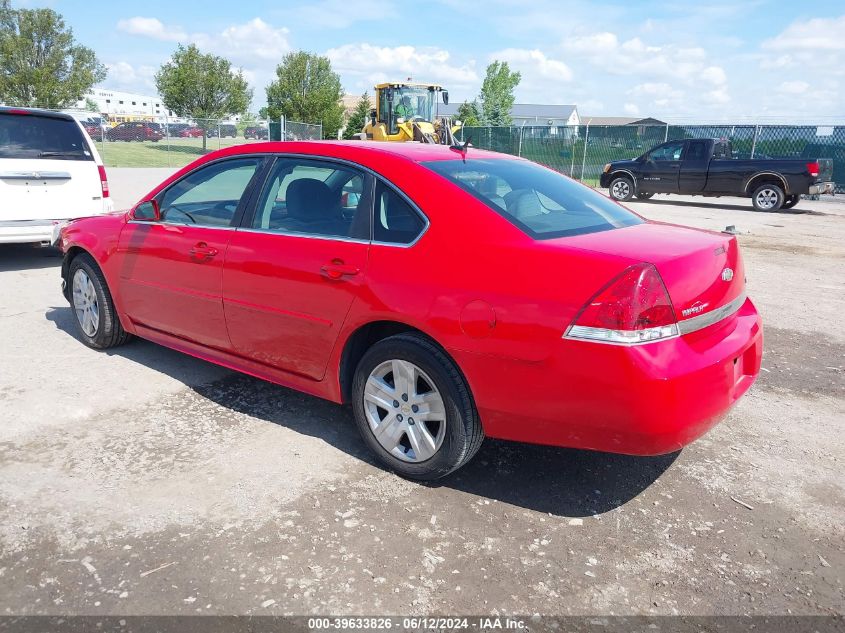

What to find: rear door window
left=373, top=181, right=426, bottom=244
left=424, top=158, right=643, bottom=239
left=0, top=112, right=93, bottom=160
left=251, top=158, right=372, bottom=240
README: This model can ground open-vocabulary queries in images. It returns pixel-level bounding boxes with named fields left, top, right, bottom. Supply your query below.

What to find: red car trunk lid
left=559, top=222, right=745, bottom=325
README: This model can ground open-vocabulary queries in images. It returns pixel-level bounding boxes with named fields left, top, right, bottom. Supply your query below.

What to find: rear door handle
left=321, top=259, right=360, bottom=280
left=189, top=242, right=218, bottom=261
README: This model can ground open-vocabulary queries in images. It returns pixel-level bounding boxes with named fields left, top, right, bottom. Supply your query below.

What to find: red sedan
left=58, top=142, right=762, bottom=480
left=179, top=126, right=204, bottom=138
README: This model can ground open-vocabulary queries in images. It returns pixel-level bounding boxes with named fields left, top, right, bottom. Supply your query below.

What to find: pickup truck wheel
left=635, top=192, right=654, bottom=200
left=752, top=184, right=785, bottom=211
left=781, top=194, right=800, bottom=209
left=609, top=176, right=634, bottom=202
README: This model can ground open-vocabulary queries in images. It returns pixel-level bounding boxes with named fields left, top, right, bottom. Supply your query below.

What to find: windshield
left=423, top=158, right=643, bottom=239
left=392, top=87, right=435, bottom=121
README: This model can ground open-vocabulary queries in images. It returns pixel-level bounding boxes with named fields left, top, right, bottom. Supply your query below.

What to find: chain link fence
left=461, top=124, right=845, bottom=193
left=2, top=106, right=324, bottom=168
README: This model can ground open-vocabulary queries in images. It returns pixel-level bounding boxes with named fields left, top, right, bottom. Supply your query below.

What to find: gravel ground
left=0, top=187, right=842, bottom=617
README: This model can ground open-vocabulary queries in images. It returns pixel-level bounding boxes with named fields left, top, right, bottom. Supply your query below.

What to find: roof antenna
left=450, top=136, right=471, bottom=157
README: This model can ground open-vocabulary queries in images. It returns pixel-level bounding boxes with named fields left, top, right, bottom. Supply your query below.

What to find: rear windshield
left=422, top=158, right=642, bottom=239
left=0, top=113, right=93, bottom=161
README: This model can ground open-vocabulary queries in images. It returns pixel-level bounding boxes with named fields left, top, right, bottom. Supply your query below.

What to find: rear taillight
left=565, top=263, right=679, bottom=345
left=807, top=162, right=820, bottom=178
left=98, top=165, right=109, bottom=198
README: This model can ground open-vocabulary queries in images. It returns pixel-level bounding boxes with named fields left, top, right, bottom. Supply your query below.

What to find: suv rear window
left=423, top=158, right=642, bottom=239
left=0, top=113, right=93, bottom=161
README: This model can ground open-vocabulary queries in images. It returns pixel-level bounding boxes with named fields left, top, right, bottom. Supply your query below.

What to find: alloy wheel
left=611, top=180, right=630, bottom=199
left=72, top=269, right=100, bottom=337
left=363, top=359, right=446, bottom=463
left=755, top=188, right=779, bottom=210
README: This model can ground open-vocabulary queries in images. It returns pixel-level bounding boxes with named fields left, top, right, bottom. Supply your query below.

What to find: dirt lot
left=0, top=187, right=842, bottom=617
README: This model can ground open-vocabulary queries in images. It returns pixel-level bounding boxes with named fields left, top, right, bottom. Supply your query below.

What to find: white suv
left=0, top=107, right=113, bottom=245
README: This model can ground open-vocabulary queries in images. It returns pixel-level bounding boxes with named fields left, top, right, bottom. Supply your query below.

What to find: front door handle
left=321, top=259, right=360, bottom=280
left=189, top=241, right=218, bottom=261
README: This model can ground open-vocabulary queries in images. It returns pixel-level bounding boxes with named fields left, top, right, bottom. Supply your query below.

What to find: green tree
left=342, top=91, right=371, bottom=140
left=266, top=51, right=345, bottom=140
left=479, top=61, right=521, bottom=126
left=155, top=44, right=252, bottom=151
left=456, top=100, right=481, bottom=127
left=84, top=97, right=99, bottom=113
left=0, top=5, right=106, bottom=108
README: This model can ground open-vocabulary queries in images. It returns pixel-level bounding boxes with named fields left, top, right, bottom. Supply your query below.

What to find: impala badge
left=682, top=301, right=709, bottom=317
left=722, top=268, right=734, bottom=282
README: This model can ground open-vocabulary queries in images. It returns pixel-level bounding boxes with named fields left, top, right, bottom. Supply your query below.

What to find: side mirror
left=442, top=90, right=449, bottom=105
left=370, top=108, right=377, bottom=126
left=132, top=200, right=160, bottom=221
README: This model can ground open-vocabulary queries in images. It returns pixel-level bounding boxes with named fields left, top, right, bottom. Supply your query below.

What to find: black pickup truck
left=600, top=138, right=834, bottom=211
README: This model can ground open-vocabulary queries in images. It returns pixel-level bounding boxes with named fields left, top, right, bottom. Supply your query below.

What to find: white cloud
left=623, top=103, right=640, bottom=116
left=326, top=43, right=478, bottom=93
left=212, top=19, right=290, bottom=62
left=778, top=80, right=810, bottom=95
left=492, top=49, right=573, bottom=81
left=116, top=17, right=185, bottom=41
left=561, top=31, right=726, bottom=91
left=762, top=15, right=845, bottom=51
left=103, top=61, right=158, bottom=93
left=116, top=16, right=290, bottom=65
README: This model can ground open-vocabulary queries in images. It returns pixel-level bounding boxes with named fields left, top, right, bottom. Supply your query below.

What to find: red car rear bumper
left=455, top=298, right=763, bottom=455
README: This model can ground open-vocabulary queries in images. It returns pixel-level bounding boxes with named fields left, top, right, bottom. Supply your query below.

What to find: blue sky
left=15, top=0, right=845, bottom=121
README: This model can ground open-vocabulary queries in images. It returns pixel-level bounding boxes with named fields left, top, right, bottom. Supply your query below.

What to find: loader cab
left=374, top=83, right=445, bottom=135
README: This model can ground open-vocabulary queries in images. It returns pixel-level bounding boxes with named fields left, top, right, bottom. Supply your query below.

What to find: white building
left=76, top=88, right=171, bottom=120
left=75, top=88, right=244, bottom=125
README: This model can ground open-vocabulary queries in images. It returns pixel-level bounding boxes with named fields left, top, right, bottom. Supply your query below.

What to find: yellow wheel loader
left=359, top=82, right=461, bottom=144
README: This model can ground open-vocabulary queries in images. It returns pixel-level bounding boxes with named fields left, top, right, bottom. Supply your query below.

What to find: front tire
left=609, top=176, right=634, bottom=202
left=781, top=194, right=800, bottom=209
left=68, top=253, right=131, bottom=349
left=751, top=183, right=785, bottom=211
left=351, top=333, right=484, bottom=480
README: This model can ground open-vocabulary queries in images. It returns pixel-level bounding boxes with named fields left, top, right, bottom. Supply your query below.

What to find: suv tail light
left=807, top=162, right=820, bottom=178
left=98, top=165, right=110, bottom=198
left=564, top=263, right=679, bottom=345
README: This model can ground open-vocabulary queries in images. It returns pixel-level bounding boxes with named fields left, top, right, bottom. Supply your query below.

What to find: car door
left=116, top=156, right=265, bottom=350
left=678, top=140, right=710, bottom=192
left=638, top=141, right=685, bottom=193
left=223, top=157, right=373, bottom=380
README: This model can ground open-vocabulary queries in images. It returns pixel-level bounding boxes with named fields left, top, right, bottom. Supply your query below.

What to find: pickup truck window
left=687, top=141, right=707, bottom=161
left=649, top=141, right=684, bottom=161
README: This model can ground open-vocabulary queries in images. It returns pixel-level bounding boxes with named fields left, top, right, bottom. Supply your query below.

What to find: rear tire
left=608, top=176, right=634, bottom=202
left=351, top=333, right=484, bottom=481
left=781, top=194, right=800, bottom=209
left=68, top=253, right=131, bottom=349
left=751, top=183, right=785, bottom=211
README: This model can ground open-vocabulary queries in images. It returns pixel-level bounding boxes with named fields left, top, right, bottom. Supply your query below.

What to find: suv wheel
left=351, top=333, right=484, bottom=480
left=752, top=184, right=785, bottom=211
left=609, top=176, right=634, bottom=202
